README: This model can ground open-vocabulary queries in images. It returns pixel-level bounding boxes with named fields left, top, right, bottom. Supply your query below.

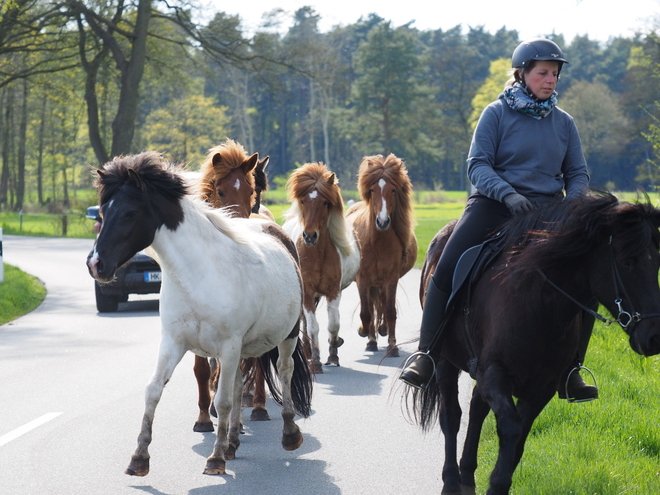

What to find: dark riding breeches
left=431, top=193, right=512, bottom=295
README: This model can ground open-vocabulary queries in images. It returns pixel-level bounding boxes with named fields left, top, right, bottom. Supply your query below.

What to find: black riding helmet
left=512, top=38, right=568, bottom=82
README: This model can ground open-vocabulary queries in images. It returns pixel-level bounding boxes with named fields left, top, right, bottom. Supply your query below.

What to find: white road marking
left=0, top=412, right=63, bottom=447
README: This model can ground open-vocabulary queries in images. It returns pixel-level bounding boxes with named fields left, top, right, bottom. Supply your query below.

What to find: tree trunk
left=16, top=79, right=28, bottom=211
left=110, top=0, right=152, bottom=157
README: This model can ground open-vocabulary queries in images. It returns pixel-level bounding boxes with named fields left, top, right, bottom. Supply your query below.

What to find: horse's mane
left=198, top=139, right=256, bottom=199
left=96, top=151, right=188, bottom=206
left=285, top=162, right=354, bottom=257
left=96, top=151, right=252, bottom=243
left=357, top=153, right=415, bottom=248
left=497, top=191, right=660, bottom=277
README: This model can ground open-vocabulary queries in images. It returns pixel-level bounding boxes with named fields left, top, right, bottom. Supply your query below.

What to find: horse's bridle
left=537, top=236, right=660, bottom=333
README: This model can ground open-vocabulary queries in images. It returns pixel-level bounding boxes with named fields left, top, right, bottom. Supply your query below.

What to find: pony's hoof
left=125, top=455, right=149, bottom=477
left=250, top=407, right=271, bottom=421
left=193, top=421, right=214, bottom=432
left=331, top=337, right=345, bottom=348
left=225, top=444, right=238, bottom=460
left=460, top=484, right=476, bottom=495
left=203, top=457, right=226, bottom=475
left=325, top=355, right=340, bottom=366
left=282, top=430, right=304, bottom=451
left=377, top=324, right=387, bottom=337
left=386, top=345, right=400, bottom=357
left=365, top=341, right=378, bottom=351
left=242, top=392, right=254, bottom=407
left=358, top=326, right=369, bottom=338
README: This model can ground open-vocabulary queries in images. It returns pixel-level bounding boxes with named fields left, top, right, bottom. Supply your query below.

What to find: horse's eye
left=216, top=190, right=225, bottom=198
left=622, top=258, right=634, bottom=269
left=323, top=200, right=330, bottom=207
left=124, top=210, right=137, bottom=220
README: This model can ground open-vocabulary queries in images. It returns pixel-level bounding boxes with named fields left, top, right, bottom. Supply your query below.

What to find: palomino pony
left=346, top=154, right=417, bottom=356
left=194, top=140, right=274, bottom=425
left=410, top=192, right=660, bottom=495
left=283, top=162, right=360, bottom=372
left=87, top=152, right=312, bottom=476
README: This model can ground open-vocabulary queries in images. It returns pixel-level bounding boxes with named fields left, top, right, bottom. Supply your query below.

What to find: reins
left=537, top=236, right=660, bottom=331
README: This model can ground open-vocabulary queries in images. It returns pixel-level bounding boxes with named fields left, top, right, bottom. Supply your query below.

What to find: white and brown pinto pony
left=346, top=154, right=417, bottom=356
left=283, top=162, right=360, bottom=372
left=86, top=152, right=312, bottom=476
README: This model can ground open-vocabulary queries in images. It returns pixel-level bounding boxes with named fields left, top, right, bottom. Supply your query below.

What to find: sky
left=207, top=0, right=660, bottom=43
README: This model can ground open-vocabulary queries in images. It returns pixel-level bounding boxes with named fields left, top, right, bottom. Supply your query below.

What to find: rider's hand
left=503, top=193, right=533, bottom=215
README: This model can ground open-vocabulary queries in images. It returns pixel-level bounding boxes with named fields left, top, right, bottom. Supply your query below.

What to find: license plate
left=144, top=271, right=161, bottom=283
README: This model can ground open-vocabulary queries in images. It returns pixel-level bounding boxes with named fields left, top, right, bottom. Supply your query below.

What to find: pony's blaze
left=302, top=190, right=321, bottom=245
left=375, top=179, right=391, bottom=231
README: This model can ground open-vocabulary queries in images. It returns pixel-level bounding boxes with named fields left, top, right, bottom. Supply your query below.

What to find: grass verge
left=0, top=264, right=47, bottom=325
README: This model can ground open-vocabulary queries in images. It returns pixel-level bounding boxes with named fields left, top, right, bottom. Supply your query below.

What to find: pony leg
left=384, top=282, right=399, bottom=357
left=224, top=365, right=244, bottom=460
left=193, top=355, right=214, bottom=432
left=357, top=282, right=377, bottom=351
left=478, top=366, right=522, bottom=495
left=250, top=362, right=270, bottom=421
left=277, top=336, right=304, bottom=451
left=126, top=341, right=186, bottom=477
left=458, top=385, right=491, bottom=494
left=435, top=360, right=463, bottom=495
left=325, top=296, right=344, bottom=366
left=204, top=353, right=241, bottom=475
left=303, top=307, right=323, bottom=373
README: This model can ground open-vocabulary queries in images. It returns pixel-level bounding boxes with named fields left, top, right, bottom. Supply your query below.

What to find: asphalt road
left=0, top=235, right=473, bottom=495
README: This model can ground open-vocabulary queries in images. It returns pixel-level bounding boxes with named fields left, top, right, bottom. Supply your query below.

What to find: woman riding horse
left=400, top=38, right=597, bottom=402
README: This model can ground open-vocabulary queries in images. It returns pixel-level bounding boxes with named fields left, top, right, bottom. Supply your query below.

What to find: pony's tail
left=259, top=337, right=313, bottom=418
left=402, top=372, right=442, bottom=432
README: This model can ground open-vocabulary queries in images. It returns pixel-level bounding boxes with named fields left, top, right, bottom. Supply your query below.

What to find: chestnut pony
left=346, top=154, right=417, bottom=356
left=410, top=192, right=660, bottom=495
left=194, top=139, right=275, bottom=425
left=283, top=162, right=360, bottom=372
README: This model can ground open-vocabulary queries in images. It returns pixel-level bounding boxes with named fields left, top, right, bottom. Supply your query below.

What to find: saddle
left=447, top=231, right=506, bottom=309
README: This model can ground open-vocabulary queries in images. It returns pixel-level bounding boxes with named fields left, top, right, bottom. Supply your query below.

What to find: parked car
left=86, top=205, right=161, bottom=312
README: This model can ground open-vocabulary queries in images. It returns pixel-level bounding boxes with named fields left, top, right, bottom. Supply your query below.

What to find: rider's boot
left=558, top=308, right=599, bottom=401
left=399, top=278, right=450, bottom=390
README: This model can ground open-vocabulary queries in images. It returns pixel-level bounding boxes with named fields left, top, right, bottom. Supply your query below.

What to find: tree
left=351, top=21, right=421, bottom=155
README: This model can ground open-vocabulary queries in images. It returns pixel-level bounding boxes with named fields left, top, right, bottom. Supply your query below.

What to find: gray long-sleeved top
left=467, top=94, right=589, bottom=205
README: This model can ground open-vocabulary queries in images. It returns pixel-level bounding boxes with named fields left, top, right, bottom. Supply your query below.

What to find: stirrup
left=399, top=351, right=436, bottom=390
left=563, top=365, right=598, bottom=403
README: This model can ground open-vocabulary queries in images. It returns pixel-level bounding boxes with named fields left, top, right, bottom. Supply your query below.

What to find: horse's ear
left=328, top=172, right=337, bottom=185
left=243, top=153, right=259, bottom=174
left=211, top=152, right=223, bottom=168
left=257, top=156, right=270, bottom=172
left=127, top=168, right=145, bottom=190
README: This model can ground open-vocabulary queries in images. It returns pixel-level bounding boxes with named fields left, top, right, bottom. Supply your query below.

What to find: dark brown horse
left=410, top=192, right=660, bottom=495
left=283, top=162, right=360, bottom=372
left=191, top=139, right=275, bottom=428
left=346, top=153, right=417, bottom=356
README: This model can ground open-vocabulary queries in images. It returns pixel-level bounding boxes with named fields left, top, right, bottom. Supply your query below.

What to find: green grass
left=0, top=211, right=96, bottom=239
left=471, top=319, right=660, bottom=494
left=0, top=264, right=47, bottom=325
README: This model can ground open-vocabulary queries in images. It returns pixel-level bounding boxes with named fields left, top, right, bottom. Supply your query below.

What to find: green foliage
left=470, top=58, right=511, bottom=126
left=0, top=264, right=46, bottom=325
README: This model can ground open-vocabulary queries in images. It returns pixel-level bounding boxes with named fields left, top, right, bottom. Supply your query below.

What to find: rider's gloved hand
left=503, top=193, right=533, bottom=215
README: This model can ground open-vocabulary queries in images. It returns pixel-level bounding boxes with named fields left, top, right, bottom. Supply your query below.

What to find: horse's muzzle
left=302, top=231, right=318, bottom=246
left=375, top=216, right=391, bottom=231
left=629, top=325, right=660, bottom=356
